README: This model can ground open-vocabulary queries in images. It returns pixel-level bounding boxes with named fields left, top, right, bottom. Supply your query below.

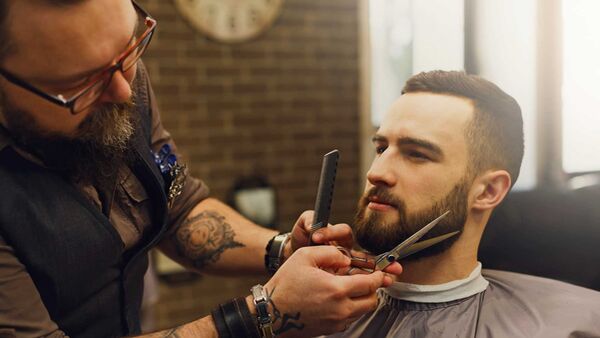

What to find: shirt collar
left=383, top=262, right=489, bottom=303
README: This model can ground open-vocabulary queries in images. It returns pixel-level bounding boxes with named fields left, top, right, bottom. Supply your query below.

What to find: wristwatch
left=265, top=232, right=291, bottom=274
left=251, top=284, right=275, bottom=338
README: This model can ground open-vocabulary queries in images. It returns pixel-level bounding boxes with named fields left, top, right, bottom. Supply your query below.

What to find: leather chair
left=479, top=182, right=600, bottom=291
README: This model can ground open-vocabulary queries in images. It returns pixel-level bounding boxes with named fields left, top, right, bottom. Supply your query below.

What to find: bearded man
left=0, top=1, right=402, bottom=337
left=329, top=70, right=600, bottom=337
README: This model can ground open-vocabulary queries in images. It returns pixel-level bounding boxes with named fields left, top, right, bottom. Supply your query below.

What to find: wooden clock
left=174, top=0, right=285, bottom=43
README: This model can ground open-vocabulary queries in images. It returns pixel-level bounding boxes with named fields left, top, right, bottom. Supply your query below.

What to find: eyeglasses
left=0, top=1, right=157, bottom=115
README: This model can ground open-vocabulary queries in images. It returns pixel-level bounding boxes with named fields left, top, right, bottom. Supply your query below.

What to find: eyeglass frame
left=0, top=0, right=157, bottom=115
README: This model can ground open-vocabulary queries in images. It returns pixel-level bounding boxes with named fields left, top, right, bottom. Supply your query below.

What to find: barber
left=0, top=0, right=400, bottom=337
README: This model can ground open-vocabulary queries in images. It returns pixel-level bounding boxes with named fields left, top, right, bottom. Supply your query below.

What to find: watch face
left=174, top=0, right=285, bottom=43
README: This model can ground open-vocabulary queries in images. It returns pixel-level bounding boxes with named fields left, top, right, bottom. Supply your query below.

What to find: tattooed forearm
left=174, top=210, right=244, bottom=269
left=266, top=287, right=305, bottom=335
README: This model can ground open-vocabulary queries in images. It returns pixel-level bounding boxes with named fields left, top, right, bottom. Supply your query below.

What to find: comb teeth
left=310, top=222, right=324, bottom=232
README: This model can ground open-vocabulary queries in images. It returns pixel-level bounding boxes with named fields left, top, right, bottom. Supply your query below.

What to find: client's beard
left=353, top=178, right=470, bottom=261
left=1, top=93, right=137, bottom=184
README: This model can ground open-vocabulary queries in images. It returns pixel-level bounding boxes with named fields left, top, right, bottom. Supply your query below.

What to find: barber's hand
left=260, top=246, right=399, bottom=338
left=287, top=210, right=403, bottom=277
left=289, top=210, right=354, bottom=252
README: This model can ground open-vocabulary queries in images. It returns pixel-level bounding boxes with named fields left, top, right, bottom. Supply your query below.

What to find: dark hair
left=402, top=70, right=524, bottom=187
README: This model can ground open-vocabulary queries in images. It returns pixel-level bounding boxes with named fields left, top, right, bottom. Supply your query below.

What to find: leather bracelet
left=217, top=297, right=260, bottom=338
left=221, top=300, right=245, bottom=337
left=211, top=306, right=231, bottom=338
left=234, top=297, right=261, bottom=338
left=265, top=232, right=291, bottom=274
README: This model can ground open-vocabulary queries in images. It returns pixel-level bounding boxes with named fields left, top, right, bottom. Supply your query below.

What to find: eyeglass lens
left=72, top=29, right=153, bottom=113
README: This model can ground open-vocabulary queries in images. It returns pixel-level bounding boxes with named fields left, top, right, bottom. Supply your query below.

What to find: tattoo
left=174, top=210, right=244, bottom=269
left=266, top=287, right=305, bottom=334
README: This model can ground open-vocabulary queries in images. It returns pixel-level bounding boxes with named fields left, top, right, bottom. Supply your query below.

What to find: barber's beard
left=353, top=178, right=470, bottom=261
left=1, top=93, right=137, bottom=184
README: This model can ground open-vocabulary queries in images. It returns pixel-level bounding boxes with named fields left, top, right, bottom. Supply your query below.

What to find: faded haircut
left=402, top=70, right=524, bottom=187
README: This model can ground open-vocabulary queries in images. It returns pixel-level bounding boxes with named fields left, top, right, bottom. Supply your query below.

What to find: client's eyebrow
left=372, top=134, right=442, bottom=156
left=398, top=136, right=443, bottom=157
left=372, top=135, right=388, bottom=144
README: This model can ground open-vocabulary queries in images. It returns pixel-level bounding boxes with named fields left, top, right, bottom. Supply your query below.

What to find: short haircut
left=402, top=70, right=524, bottom=187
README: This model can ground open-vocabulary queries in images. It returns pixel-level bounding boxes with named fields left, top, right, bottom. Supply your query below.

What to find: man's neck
left=394, top=219, right=484, bottom=285
left=396, top=252, right=478, bottom=285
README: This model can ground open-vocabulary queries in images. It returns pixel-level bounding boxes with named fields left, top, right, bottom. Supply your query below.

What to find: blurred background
left=135, top=0, right=600, bottom=331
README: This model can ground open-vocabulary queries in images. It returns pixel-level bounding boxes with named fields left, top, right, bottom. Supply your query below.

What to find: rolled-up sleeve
left=144, top=69, right=210, bottom=235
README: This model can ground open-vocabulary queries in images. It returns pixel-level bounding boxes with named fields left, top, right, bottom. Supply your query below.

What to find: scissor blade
left=396, top=230, right=460, bottom=260
left=390, top=210, right=450, bottom=256
left=375, top=210, right=450, bottom=270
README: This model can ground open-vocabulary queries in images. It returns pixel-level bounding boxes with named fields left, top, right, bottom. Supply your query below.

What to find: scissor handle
left=335, top=246, right=376, bottom=274
left=375, top=254, right=397, bottom=271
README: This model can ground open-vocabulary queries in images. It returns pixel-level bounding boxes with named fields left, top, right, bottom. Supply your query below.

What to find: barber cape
left=325, top=263, right=600, bottom=338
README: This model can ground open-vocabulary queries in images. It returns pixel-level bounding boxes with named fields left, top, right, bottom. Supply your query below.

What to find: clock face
left=174, top=0, right=285, bottom=43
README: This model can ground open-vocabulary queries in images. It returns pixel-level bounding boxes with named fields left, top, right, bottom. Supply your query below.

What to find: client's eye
left=407, top=151, right=430, bottom=161
left=375, top=145, right=387, bottom=154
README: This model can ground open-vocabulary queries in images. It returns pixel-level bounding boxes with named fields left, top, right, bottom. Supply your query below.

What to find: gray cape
left=326, top=269, right=600, bottom=338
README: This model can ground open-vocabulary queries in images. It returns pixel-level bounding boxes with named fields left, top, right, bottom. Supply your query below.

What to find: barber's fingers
left=298, top=246, right=352, bottom=269
left=290, top=210, right=315, bottom=249
left=343, top=250, right=403, bottom=277
left=296, top=210, right=315, bottom=233
left=382, top=262, right=403, bottom=276
left=311, top=223, right=353, bottom=248
left=339, top=271, right=390, bottom=298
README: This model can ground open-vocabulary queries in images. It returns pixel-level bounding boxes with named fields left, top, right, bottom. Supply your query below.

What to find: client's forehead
left=378, top=92, right=474, bottom=160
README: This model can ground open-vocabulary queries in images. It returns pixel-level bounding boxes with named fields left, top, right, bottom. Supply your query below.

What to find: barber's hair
left=0, top=0, right=86, bottom=60
left=402, top=70, right=524, bottom=187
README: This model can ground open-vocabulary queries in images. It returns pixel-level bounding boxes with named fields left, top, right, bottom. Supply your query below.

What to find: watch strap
left=265, top=232, right=291, bottom=274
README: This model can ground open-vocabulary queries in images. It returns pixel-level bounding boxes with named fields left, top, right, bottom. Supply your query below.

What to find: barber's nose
left=366, top=155, right=397, bottom=187
left=98, top=68, right=135, bottom=104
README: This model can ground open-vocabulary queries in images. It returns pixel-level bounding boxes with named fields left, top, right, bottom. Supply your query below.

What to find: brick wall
left=136, top=0, right=361, bottom=330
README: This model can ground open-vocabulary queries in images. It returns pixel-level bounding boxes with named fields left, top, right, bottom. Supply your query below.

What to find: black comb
left=309, top=149, right=339, bottom=245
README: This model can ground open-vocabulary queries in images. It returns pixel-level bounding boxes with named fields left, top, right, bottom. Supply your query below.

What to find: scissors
left=308, top=151, right=459, bottom=274
left=339, top=211, right=460, bottom=274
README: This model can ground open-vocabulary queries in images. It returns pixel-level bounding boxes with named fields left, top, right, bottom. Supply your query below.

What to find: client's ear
left=470, top=170, right=511, bottom=211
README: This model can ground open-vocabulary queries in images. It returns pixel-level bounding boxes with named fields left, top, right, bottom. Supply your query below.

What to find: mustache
left=361, top=186, right=403, bottom=209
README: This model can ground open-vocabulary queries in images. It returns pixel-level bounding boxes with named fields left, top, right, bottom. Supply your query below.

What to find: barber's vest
left=0, top=68, right=169, bottom=337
